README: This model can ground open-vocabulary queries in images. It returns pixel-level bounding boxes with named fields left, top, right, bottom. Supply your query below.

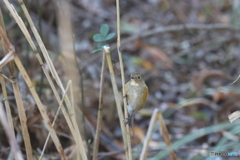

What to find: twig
left=81, top=23, right=239, bottom=70
left=121, top=23, right=239, bottom=46
left=92, top=52, right=106, bottom=160
left=115, top=0, right=132, bottom=160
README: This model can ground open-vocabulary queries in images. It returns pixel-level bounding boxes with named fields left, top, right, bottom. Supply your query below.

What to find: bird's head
left=130, top=73, right=144, bottom=86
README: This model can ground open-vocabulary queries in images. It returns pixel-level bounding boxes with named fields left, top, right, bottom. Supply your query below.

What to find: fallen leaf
left=191, top=69, right=229, bottom=91
left=134, top=40, right=172, bottom=68
left=131, top=126, right=145, bottom=145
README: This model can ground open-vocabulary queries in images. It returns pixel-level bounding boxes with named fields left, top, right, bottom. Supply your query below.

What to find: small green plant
left=92, top=24, right=115, bottom=53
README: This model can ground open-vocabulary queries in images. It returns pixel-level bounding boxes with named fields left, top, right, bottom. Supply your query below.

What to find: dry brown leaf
left=213, top=92, right=225, bottom=103
left=142, top=60, right=154, bottom=69
left=130, top=126, right=145, bottom=145
left=141, top=44, right=172, bottom=68
left=134, top=40, right=172, bottom=69
left=191, top=69, right=229, bottom=91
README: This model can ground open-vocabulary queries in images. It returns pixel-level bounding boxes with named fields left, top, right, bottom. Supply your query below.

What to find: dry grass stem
left=16, top=0, right=64, bottom=90
left=1, top=3, right=68, bottom=156
left=115, top=0, right=132, bottom=159
left=13, top=54, right=68, bottom=160
left=56, top=1, right=87, bottom=159
left=104, top=46, right=128, bottom=159
left=228, top=111, right=240, bottom=123
left=68, top=81, right=87, bottom=160
left=0, top=70, right=13, bottom=132
left=140, top=109, right=158, bottom=160
left=0, top=14, right=14, bottom=135
left=39, top=80, right=72, bottom=159
left=0, top=102, right=24, bottom=160
left=140, top=109, right=176, bottom=160
left=3, top=0, right=87, bottom=159
left=157, top=111, right=176, bottom=160
left=0, top=23, right=33, bottom=160
left=12, top=81, right=33, bottom=160
left=68, top=80, right=88, bottom=160
left=92, top=52, right=106, bottom=160
left=38, top=57, right=86, bottom=159
left=18, top=1, right=86, bottom=153
left=0, top=51, right=14, bottom=68
left=0, top=11, right=16, bottom=159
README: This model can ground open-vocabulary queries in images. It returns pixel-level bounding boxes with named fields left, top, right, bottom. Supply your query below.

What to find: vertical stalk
left=104, top=46, right=128, bottom=159
left=115, top=0, right=132, bottom=159
left=92, top=52, right=106, bottom=160
left=140, top=109, right=158, bottom=160
left=158, top=112, right=176, bottom=160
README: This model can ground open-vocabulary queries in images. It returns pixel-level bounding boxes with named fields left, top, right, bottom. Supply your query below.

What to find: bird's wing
left=144, top=85, right=149, bottom=101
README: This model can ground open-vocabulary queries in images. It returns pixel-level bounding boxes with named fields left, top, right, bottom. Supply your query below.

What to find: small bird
left=124, top=73, right=148, bottom=126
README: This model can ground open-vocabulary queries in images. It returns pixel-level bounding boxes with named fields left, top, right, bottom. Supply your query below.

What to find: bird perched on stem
left=124, top=73, right=148, bottom=126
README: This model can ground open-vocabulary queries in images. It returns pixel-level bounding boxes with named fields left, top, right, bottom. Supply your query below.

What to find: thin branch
left=81, top=23, right=239, bottom=70
left=121, top=23, right=239, bottom=46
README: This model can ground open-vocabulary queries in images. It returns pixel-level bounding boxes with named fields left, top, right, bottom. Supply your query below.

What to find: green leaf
left=92, top=48, right=103, bottom=53
left=93, top=34, right=105, bottom=42
left=191, top=111, right=208, bottom=122
left=100, top=24, right=109, bottom=37
left=105, top=33, right=115, bottom=40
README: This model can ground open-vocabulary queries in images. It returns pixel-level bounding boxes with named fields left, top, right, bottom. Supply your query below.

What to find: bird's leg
left=124, top=111, right=135, bottom=127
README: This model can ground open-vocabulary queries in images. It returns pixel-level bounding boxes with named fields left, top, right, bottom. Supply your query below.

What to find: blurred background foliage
left=1, top=0, right=240, bottom=159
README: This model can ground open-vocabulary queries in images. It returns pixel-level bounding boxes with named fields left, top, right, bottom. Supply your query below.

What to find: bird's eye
left=138, top=76, right=140, bottom=79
